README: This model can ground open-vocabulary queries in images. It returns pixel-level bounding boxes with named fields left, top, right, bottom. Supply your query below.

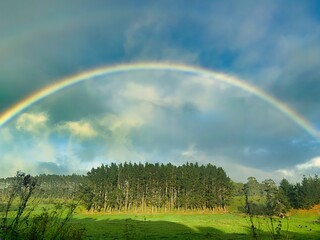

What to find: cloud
left=116, top=73, right=219, bottom=113
left=2, top=68, right=317, bottom=181
left=181, top=144, right=197, bottom=158
left=0, top=128, right=13, bottom=143
left=57, top=120, right=98, bottom=139
left=296, top=157, right=320, bottom=170
left=99, top=114, right=144, bottom=134
left=276, top=169, right=295, bottom=178
left=36, top=161, right=69, bottom=175
left=124, top=12, right=199, bottom=63
left=0, top=132, right=57, bottom=178
left=276, top=156, right=320, bottom=182
left=0, top=154, right=29, bottom=178
left=120, top=83, right=162, bottom=105
left=171, top=145, right=287, bottom=183
left=15, top=112, right=48, bottom=133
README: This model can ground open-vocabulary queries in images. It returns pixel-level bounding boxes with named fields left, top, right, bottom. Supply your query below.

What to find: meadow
left=1, top=195, right=320, bottom=239
left=71, top=207, right=320, bottom=239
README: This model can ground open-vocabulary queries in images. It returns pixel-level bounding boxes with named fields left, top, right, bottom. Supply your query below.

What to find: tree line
left=242, top=175, right=320, bottom=216
left=1, top=162, right=234, bottom=213
left=80, top=162, right=233, bottom=213
left=1, top=163, right=320, bottom=214
left=241, top=175, right=320, bottom=239
left=279, top=175, right=320, bottom=210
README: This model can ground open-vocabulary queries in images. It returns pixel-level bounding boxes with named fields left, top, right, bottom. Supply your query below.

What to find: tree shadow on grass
left=71, top=217, right=320, bottom=240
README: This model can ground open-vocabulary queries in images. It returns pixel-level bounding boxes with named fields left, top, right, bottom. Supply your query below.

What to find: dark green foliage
left=278, top=179, right=292, bottom=211
left=242, top=175, right=320, bottom=214
left=79, top=162, right=234, bottom=213
left=79, top=185, right=94, bottom=212
left=245, top=177, right=261, bottom=197
left=232, top=182, right=244, bottom=196
left=281, top=175, right=320, bottom=210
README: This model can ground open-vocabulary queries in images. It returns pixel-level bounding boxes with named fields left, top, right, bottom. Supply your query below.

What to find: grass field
left=71, top=209, right=320, bottom=239
left=2, top=199, right=320, bottom=239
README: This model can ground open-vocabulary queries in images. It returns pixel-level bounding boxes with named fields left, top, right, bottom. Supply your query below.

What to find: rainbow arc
left=0, top=62, right=318, bottom=139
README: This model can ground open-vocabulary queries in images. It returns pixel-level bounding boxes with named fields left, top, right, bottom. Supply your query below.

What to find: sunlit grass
left=72, top=210, right=320, bottom=239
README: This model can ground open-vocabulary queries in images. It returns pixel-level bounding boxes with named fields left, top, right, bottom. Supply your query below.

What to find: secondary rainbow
left=0, top=62, right=319, bottom=139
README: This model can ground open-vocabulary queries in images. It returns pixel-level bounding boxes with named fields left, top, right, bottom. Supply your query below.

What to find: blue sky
left=0, top=0, right=320, bottom=182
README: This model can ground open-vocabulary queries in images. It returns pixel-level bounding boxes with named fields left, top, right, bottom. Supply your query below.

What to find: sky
left=0, top=0, right=320, bottom=183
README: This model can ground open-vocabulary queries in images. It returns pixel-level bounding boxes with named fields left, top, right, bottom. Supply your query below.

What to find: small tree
left=1, top=171, right=37, bottom=238
left=263, top=179, right=290, bottom=239
left=244, top=178, right=259, bottom=240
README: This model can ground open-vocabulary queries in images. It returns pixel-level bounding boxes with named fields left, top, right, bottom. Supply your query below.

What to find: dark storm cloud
left=0, top=0, right=149, bottom=112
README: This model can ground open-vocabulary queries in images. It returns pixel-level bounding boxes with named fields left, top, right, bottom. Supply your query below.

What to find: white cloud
left=276, top=169, right=294, bottom=178
left=58, top=120, right=98, bottom=139
left=103, top=114, right=144, bottom=132
left=98, top=111, right=147, bottom=145
left=181, top=144, right=197, bottom=158
left=276, top=156, right=320, bottom=182
left=16, top=112, right=48, bottom=133
left=121, top=83, right=162, bottom=104
left=296, top=157, right=320, bottom=170
left=119, top=74, right=218, bottom=112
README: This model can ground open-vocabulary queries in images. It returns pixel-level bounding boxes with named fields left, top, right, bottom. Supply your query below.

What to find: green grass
left=2, top=199, right=320, bottom=239
left=71, top=211, right=320, bottom=239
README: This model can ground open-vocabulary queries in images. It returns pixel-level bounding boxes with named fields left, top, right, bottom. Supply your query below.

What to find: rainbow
left=0, top=62, right=319, bottom=139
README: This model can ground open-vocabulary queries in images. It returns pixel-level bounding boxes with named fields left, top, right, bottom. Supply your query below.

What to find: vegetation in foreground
left=1, top=162, right=320, bottom=239
left=0, top=172, right=84, bottom=240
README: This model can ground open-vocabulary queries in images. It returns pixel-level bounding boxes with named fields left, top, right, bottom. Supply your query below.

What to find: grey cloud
left=123, top=12, right=200, bottom=63
left=269, top=44, right=320, bottom=118
left=35, top=84, right=110, bottom=123
left=125, top=80, right=317, bottom=170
